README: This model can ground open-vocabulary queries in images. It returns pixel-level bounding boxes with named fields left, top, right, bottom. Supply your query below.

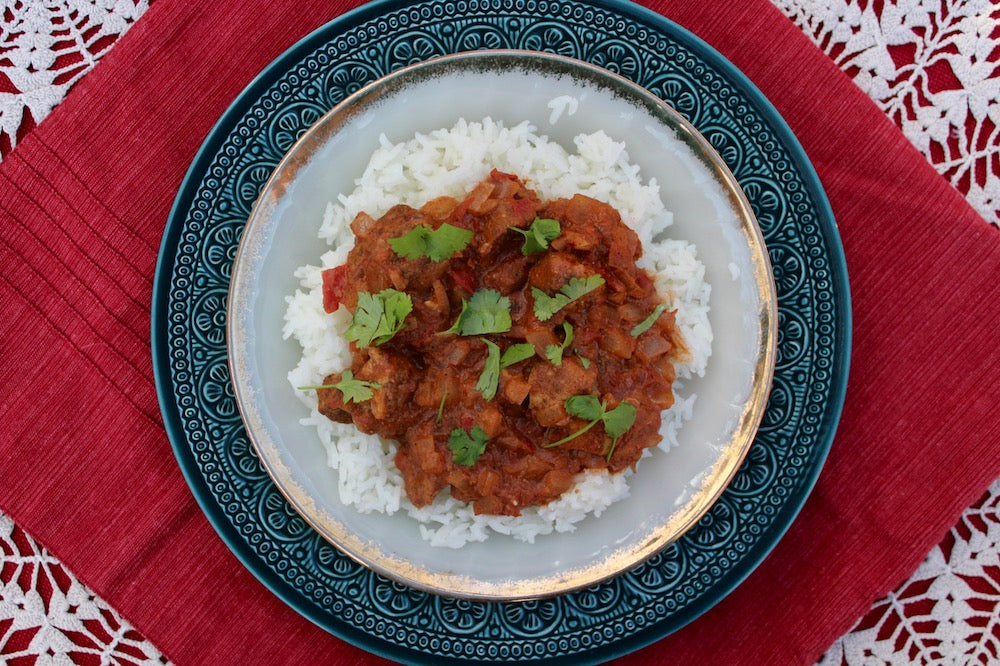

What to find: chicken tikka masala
left=312, top=170, right=685, bottom=516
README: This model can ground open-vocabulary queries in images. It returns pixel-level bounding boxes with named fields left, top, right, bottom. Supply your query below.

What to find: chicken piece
left=527, top=357, right=598, bottom=427
left=527, top=252, right=592, bottom=293
left=542, top=194, right=640, bottom=267
left=341, top=205, right=452, bottom=305
left=394, top=429, right=448, bottom=507
left=500, top=368, right=531, bottom=406
left=357, top=348, right=420, bottom=434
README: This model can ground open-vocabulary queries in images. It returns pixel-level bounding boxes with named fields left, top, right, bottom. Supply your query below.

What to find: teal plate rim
left=151, top=0, right=851, bottom=663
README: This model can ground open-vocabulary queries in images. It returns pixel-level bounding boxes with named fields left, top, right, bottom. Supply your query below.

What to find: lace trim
left=773, top=0, right=1000, bottom=225
left=0, top=514, right=166, bottom=664
left=0, top=1, right=148, bottom=153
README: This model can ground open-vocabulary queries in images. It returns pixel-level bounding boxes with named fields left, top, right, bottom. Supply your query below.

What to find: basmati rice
left=282, top=117, right=712, bottom=548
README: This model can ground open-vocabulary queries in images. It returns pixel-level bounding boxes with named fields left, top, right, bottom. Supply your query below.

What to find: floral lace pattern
left=819, top=480, right=1000, bottom=665
left=1, top=0, right=998, bottom=664
left=0, top=514, right=166, bottom=665
left=773, top=0, right=1000, bottom=225
left=0, top=0, right=148, bottom=154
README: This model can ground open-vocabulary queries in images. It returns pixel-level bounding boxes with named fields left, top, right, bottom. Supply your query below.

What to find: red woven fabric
left=0, top=0, right=997, bottom=664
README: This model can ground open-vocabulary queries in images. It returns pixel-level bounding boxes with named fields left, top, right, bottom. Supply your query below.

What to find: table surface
left=1, top=0, right=998, bottom=663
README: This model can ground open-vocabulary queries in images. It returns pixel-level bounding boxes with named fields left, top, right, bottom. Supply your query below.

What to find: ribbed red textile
left=1, top=0, right=997, bottom=664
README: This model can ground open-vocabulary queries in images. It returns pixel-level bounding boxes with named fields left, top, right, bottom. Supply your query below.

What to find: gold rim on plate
left=227, top=49, right=777, bottom=601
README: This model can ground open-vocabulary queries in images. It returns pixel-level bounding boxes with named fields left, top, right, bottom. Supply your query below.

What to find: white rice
left=283, top=117, right=712, bottom=548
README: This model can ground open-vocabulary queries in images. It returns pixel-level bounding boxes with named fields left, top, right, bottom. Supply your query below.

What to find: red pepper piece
left=448, top=265, right=476, bottom=294
left=321, top=265, right=348, bottom=313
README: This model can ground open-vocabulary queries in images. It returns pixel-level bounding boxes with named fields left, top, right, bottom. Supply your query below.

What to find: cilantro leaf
left=530, top=288, right=564, bottom=323
left=532, top=274, right=605, bottom=321
left=343, top=292, right=384, bottom=347
left=386, top=226, right=428, bottom=260
left=333, top=371, right=381, bottom=403
left=388, top=223, right=473, bottom=262
left=546, top=395, right=637, bottom=456
left=298, top=370, right=381, bottom=404
left=545, top=322, right=574, bottom=366
left=474, top=342, right=535, bottom=402
left=630, top=303, right=668, bottom=337
left=576, top=353, right=592, bottom=369
left=344, top=289, right=413, bottom=347
left=439, top=299, right=469, bottom=336
left=509, top=217, right=561, bottom=255
left=561, top=274, right=606, bottom=300
left=564, top=394, right=604, bottom=422
left=478, top=341, right=535, bottom=401
left=500, top=343, right=535, bottom=368
left=602, top=402, right=637, bottom=460
left=602, top=402, right=637, bottom=441
left=426, top=224, right=474, bottom=261
left=448, top=425, right=489, bottom=466
left=440, top=289, right=512, bottom=336
left=476, top=340, right=502, bottom=400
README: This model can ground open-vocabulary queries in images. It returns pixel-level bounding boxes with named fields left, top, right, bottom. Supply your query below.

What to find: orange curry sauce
left=317, top=170, right=684, bottom=516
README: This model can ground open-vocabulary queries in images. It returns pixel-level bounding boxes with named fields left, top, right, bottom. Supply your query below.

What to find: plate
left=227, top=49, right=777, bottom=601
left=152, top=0, right=850, bottom=662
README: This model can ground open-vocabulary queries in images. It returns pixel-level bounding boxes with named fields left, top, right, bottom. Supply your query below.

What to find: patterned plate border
left=151, top=0, right=850, bottom=663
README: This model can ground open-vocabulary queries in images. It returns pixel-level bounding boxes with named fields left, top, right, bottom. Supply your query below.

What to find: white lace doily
left=0, top=513, right=166, bottom=664
left=818, top=480, right=1000, bottom=665
left=774, top=0, right=1000, bottom=226
left=0, top=0, right=148, bottom=153
left=1, top=1, right=998, bottom=664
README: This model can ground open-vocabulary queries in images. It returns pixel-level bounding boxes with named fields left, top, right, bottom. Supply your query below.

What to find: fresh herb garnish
left=440, top=289, right=512, bottom=336
left=344, top=289, right=413, bottom=348
left=565, top=394, right=604, bottom=421
left=298, top=370, right=381, bottom=404
left=544, top=395, right=637, bottom=461
left=387, top=223, right=473, bottom=262
left=476, top=341, right=536, bottom=400
left=630, top=303, right=668, bottom=337
left=501, top=343, right=535, bottom=367
left=437, top=391, right=448, bottom=424
left=532, top=274, right=605, bottom=321
left=576, top=352, right=592, bottom=369
left=601, top=402, right=637, bottom=460
left=476, top=340, right=502, bottom=400
left=448, top=425, right=489, bottom=466
left=509, top=217, right=561, bottom=255
left=545, top=322, right=574, bottom=366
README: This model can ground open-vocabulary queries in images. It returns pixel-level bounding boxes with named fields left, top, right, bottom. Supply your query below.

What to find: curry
left=314, top=170, right=684, bottom=516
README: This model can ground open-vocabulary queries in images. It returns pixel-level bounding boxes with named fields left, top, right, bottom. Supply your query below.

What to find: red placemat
left=1, top=1, right=998, bottom=665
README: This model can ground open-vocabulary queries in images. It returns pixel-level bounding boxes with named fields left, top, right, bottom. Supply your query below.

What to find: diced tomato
left=321, top=265, right=348, bottom=313
left=595, top=265, right=624, bottom=293
left=511, top=197, right=537, bottom=220
left=448, top=265, right=475, bottom=294
left=489, top=168, right=518, bottom=182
